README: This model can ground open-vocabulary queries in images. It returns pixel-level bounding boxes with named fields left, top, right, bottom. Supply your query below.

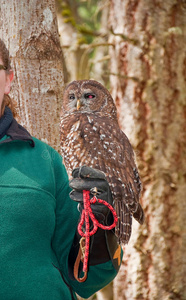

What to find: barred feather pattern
left=60, top=80, right=144, bottom=244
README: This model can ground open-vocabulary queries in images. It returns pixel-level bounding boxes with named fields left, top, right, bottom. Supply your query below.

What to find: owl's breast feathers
left=60, top=112, right=144, bottom=243
left=60, top=112, right=141, bottom=196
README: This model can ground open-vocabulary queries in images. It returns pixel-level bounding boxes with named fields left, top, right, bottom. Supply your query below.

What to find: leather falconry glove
left=69, top=166, right=113, bottom=224
left=68, top=166, right=122, bottom=280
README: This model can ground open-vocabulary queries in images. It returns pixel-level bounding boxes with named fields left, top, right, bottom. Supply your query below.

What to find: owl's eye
left=85, top=93, right=95, bottom=100
left=69, top=94, right=75, bottom=100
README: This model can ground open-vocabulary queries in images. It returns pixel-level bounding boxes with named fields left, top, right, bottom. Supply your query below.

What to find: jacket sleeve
left=50, top=149, right=122, bottom=299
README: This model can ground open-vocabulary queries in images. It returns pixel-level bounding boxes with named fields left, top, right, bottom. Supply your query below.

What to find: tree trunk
left=0, top=0, right=64, bottom=151
left=109, top=0, right=186, bottom=299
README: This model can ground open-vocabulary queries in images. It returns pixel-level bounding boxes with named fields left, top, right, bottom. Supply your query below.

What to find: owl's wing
left=81, top=115, right=144, bottom=243
left=117, top=129, right=145, bottom=225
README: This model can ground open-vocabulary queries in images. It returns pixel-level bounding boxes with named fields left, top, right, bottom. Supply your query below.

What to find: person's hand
left=69, top=166, right=113, bottom=222
left=68, top=166, right=121, bottom=274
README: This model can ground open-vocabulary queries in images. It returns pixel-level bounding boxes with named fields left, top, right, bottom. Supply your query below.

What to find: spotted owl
left=60, top=80, right=144, bottom=244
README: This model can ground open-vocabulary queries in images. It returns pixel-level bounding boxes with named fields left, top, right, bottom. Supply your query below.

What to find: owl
left=60, top=80, right=144, bottom=244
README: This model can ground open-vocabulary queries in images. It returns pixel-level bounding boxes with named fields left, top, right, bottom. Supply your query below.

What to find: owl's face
left=62, top=80, right=117, bottom=119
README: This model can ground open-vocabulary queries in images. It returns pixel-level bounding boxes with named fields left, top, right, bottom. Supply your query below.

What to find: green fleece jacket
left=0, top=127, right=119, bottom=299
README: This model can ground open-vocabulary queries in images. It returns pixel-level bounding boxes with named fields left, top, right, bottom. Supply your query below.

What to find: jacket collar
left=0, top=118, right=35, bottom=147
left=0, top=106, right=13, bottom=139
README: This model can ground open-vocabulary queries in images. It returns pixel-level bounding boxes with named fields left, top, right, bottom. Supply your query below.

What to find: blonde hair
left=0, top=39, right=17, bottom=117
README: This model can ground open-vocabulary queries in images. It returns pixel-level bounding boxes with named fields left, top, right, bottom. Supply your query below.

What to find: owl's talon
left=90, top=187, right=101, bottom=196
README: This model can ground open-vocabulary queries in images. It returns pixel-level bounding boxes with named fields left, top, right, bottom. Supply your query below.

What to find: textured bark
left=0, top=0, right=64, bottom=150
left=109, top=1, right=186, bottom=299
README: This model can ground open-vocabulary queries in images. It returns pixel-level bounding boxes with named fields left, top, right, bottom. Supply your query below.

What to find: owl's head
left=62, top=80, right=117, bottom=119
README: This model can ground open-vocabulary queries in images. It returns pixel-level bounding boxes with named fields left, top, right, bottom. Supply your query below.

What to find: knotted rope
left=74, top=190, right=118, bottom=282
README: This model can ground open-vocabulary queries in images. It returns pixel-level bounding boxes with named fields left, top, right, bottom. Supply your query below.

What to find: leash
left=74, top=190, right=118, bottom=282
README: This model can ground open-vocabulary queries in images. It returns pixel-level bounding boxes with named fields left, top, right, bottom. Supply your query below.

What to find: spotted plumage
left=60, top=80, right=144, bottom=244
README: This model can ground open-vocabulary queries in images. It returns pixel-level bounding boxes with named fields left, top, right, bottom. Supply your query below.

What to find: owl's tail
left=128, top=202, right=145, bottom=225
left=133, top=203, right=145, bottom=224
left=115, top=200, right=132, bottom=244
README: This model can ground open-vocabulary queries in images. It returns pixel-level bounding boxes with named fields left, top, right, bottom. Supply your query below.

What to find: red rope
left=77, top=190, right=118, bottom=275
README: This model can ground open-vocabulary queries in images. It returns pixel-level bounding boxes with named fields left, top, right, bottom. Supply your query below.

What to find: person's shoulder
left=32, top=137, right=49, bottom=147
left=32, top=137, right=62, bottom=160
left=32, top=137, right=55, bottom=150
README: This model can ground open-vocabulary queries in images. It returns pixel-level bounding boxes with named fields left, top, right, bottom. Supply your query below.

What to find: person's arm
left=51, top=151, right=122, bottom=299
left=67, top=166, right=122, bottom=297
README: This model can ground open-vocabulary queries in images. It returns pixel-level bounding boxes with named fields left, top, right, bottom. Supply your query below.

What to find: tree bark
left=109, top=0, right=186, bottom=299
left=0, top=0, right=64, bottom=151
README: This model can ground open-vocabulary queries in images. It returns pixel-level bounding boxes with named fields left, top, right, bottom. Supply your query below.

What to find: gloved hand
left=69, top=166, right=113, bottom=225
left=68, top=166, right=121, bottom=280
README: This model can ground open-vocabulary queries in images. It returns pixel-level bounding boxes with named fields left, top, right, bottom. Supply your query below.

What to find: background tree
left=109, top=1, right=186, bottom=299
left=0, top=0, right=64, bottom=150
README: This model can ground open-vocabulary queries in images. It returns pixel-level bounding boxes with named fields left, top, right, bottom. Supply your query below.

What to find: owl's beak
left=77, top=99, right=81, bottom=110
